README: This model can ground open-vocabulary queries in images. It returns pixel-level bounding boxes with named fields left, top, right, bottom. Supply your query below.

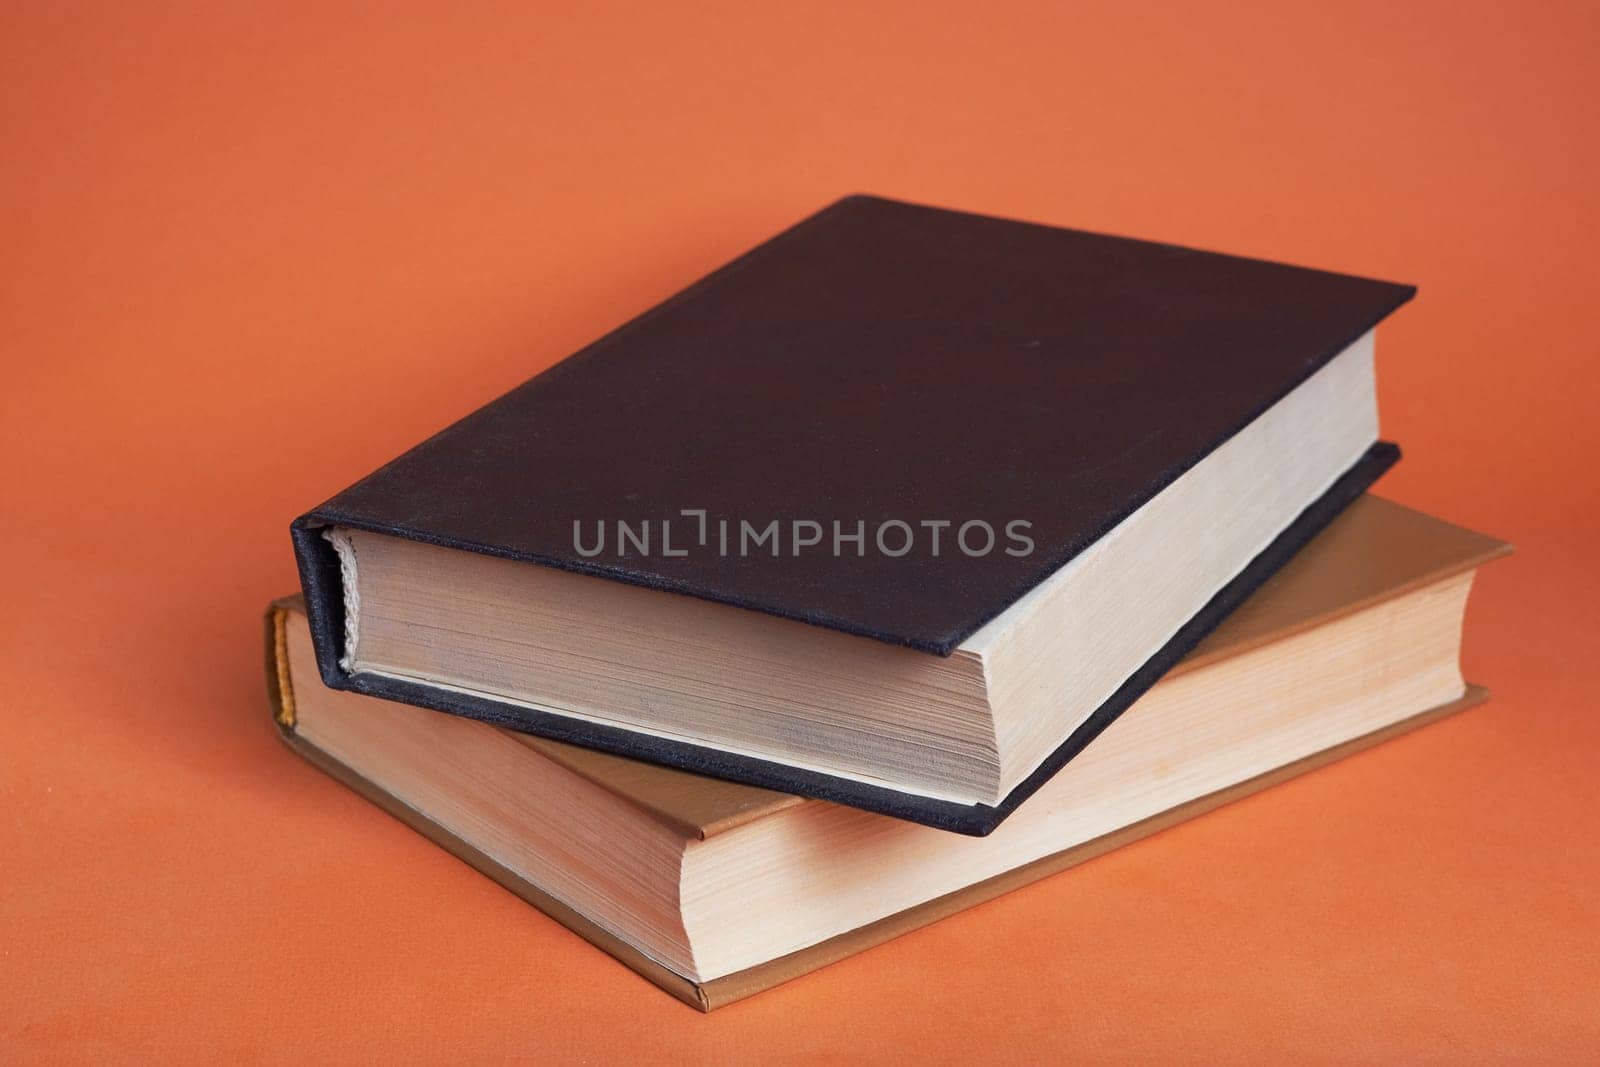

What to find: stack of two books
left=270, top=196, right=1508, bottom=1010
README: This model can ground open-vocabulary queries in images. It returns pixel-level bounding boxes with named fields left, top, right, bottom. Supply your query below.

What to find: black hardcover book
left=292, top=194, right=1411, bottom=835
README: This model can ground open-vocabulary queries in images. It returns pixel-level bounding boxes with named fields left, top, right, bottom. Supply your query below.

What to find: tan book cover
left=267, top=495, right=1509, bottom=1010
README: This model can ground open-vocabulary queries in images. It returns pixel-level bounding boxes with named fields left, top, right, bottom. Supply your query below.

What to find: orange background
left=4, top=2, right=1597, bottom=1061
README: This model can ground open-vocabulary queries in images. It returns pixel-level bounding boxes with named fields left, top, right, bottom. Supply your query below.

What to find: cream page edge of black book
left=322, top=330, right=1379, bottom=807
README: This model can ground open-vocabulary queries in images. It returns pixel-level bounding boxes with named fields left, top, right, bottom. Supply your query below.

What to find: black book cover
left=292, top=194, right=1411, bottom=834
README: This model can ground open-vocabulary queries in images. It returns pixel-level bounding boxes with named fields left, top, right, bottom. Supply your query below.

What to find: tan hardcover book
left=268, top=495, right=1509, bottom=1011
